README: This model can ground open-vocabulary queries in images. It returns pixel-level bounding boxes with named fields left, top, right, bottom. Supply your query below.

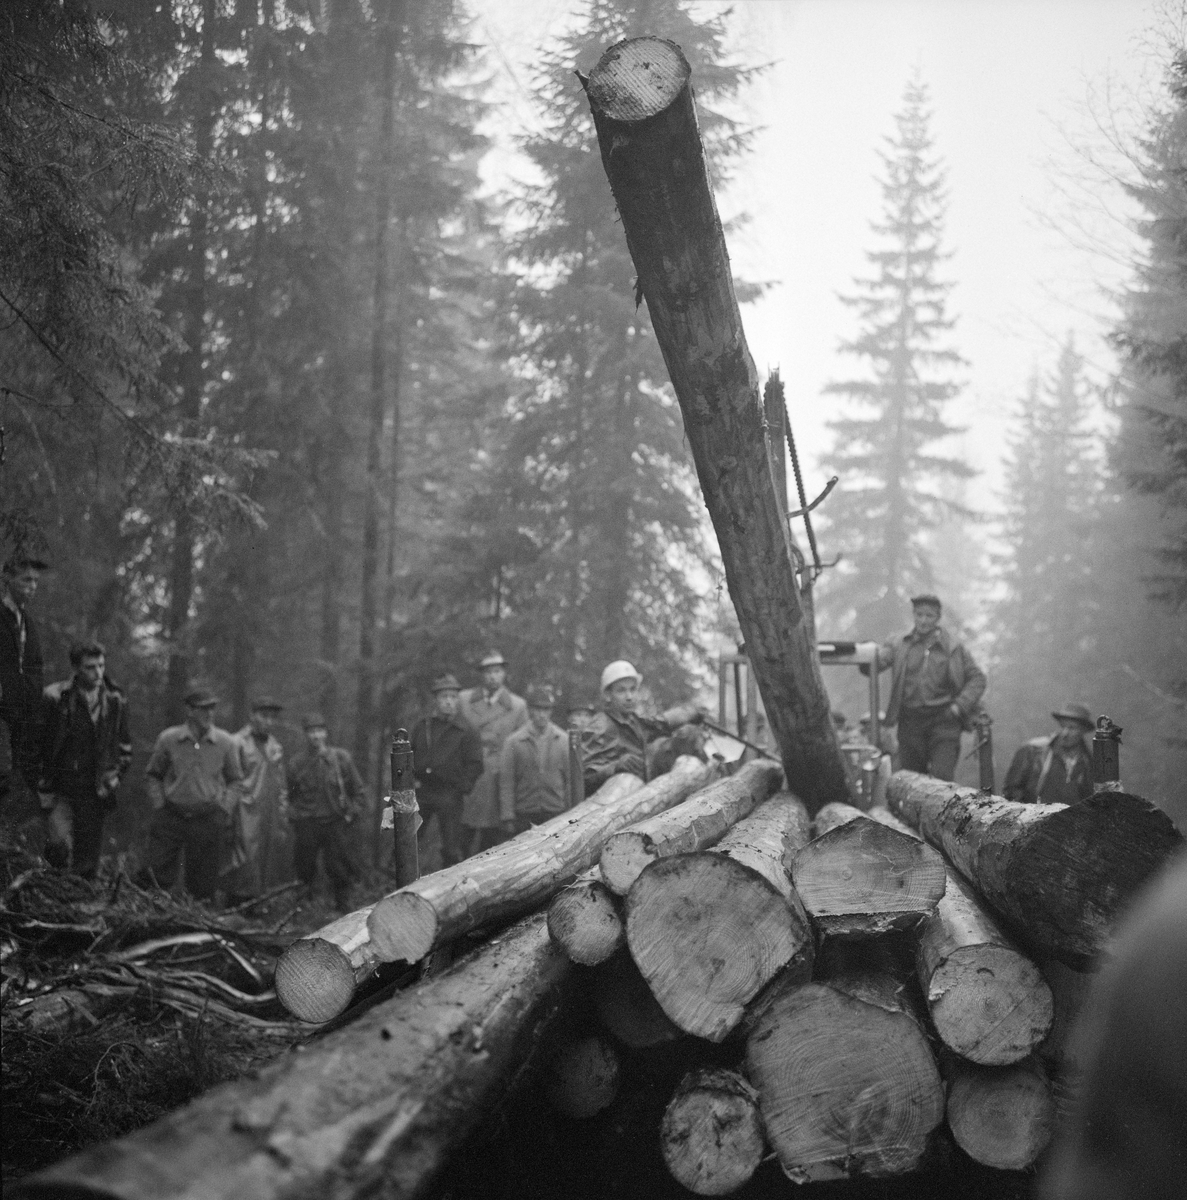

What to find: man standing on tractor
left=866, top=594, right=986, bottom=782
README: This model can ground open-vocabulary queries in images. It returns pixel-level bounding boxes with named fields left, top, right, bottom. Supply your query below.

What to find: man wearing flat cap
left=223, top=697, right=292, bottom=901
left=499, top=684, right=571, bottom=836
left=1, top=554, right=49, bottom=805
left=411, top=674, right=483, bottom=869
left=865, top=594, right=986, bottom=782
left=1003, top=702, right=1096, bottom=806
left=460, top=651, right=527, bottom=854
left=138, top=687, right=244, bottom=901
left=286, top=713, right=366, bottom=912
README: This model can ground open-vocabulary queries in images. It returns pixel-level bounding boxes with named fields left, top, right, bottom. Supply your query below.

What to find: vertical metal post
left=386, top=728, right=420, bottom=887
left=975, top=712, right=995, bottom=792
left=718, top=657, right=727, bottom=728
left=745, top=659, right=759, bottom=744
left=568, top=729, right=585, bottom=810
left=734, top=660, right=745, bottom=739
left=1093, top=716, right=1123, bottom=793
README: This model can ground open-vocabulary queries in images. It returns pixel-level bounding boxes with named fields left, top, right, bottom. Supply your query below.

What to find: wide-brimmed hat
left=1052, top=702, right=1094, bottom=729
left=251, top=695, right=283, bottom=712
left=3, top=554, right=51, bottom=573
left=526, top=684, right=555, bottom=709
left=431, top=673, right=461, bottom=694
left=302, top=711, right=328, bottom=731
left=910, top=593, right=942, bottom=612
left=479, top=651, right=506, bottom=669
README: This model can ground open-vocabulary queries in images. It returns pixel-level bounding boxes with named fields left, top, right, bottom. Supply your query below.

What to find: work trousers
left=140, top=804, right=225, bottom=901
left=897, top=707, right=963, bottom=782
left=43, top=795, right=107, bottom=879
left=292, top=817, right=357, bottom=911
left=416, top=789, right=465, bottom=868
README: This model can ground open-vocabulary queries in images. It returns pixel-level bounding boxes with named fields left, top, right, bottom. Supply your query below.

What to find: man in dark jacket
left=411, top=674, right=483, bottom=868
left=39, top=640, right=132, bottom=878
left=868, top=594, right=987, bottom=782
left=1003, top=702, right=1095, bottom=805
left=1, top=554, right=48, bottom=803
left=286, top=713, right=366, bottom=912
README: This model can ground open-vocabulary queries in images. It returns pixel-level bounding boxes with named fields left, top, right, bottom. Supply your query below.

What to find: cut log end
left=586, top=37, right=690, bottom=124
left=274, top=937, right=359, bottom=1024
left=600, top=831, right=652, bottom=896
left=366, top=891, right=439, bottom=964
left=661, top=1068, right=765, bottom=1196
left=547, top=877, right=624, bottom=965
left=546, top=1035, right=621, bottom=1120
left=627, top=854, right=811, bottom=1042
left=929, top=943, right=1054, bottom=1065
left=946, top=1060, right=1055, bottom=1170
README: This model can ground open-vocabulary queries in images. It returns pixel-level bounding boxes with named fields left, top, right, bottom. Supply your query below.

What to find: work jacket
left=40, top=677, right=132, bottom=807
left=459, top=686, right=527, bottom=828
left=579, top=708, right=671, bottom=794
left=875, top=626, right=986, bottom=727
left=145, top=724, right=243, bottom=816
left=499, top=720, right=571, bottom=821
left=222, top=727, right=291, bottom=894
left=1, top=596, right=45, bottom=781
left=286, top=746, right=365, bottom=823
left=410, top=712, right=483, bottom=805
left=1003, top=734, right=1094, bottom=805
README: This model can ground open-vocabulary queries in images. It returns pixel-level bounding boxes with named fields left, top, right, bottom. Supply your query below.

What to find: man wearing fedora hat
left=223, top=697, right=292, bottom=901
left=138, top=687, right=244, bottom=901
left=499, top=684, right=571, bottom=836
left=1004, top=702, right=1096, bottom=806
left=411, top=674, right=483, bottom=868
left=460, top=651, right=527, bottom=854
left=1, top=553, right=49, bottom=805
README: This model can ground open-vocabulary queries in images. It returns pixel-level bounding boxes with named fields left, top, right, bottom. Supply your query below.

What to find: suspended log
left=582, top=36, right=849, bottom=814
left=745, top=942, right=944, bottom=1182
left=887, top=770, right=1183, bottom=965
left=546, top=1034, right=622, bottom=1120
left=625, top=791, right=813, bottom=1041
left=601, top=760, right=783, bottom=895
left=944, top=1056, right=1055, bottom=1170
left=868, top=805, right=1054, bottom=1065
left=274, top=771, right=644, bottom=1021
left=789, top=800, right=946, bottom=937
left=592, top=947, right=684, bottom=1050
left=547, top=867, right=624, bottom=965
left=660, top=1067, right=766, bottom=1196
left=17, top=912, right=568, bottom=1200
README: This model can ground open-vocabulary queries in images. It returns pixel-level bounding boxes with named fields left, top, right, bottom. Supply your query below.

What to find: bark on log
left=547, top=867, right=624, bottom=965
left=887, top=771, right=1183, bottom=965
left=624, top=791, right=813, bottom=1041
left=600, top=760, right=783, bottom=895
left=592, top=947, right=684, bottom=1049
left=546, top=1033, right=622, bottom=1119
left=660, top=1067, right=766, bottom=1196
left=744, top=943, right=944, bottom=1182
left=944, top=1056, right=1055, bottom=1170
left=367, top=763, right=716, bottom=965
left=868, top=805, right=1054, bottom=1065
left=582, top=37, right=849, bottom=814
left=275, top=772, right=645, bottom=1022
left=16, top=912, right=568, bottom=1200
left=789, top=800, right=947, bottom=937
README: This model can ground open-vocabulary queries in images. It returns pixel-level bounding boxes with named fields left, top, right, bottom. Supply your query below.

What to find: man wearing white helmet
left=579, top=660, right=704, bottom=794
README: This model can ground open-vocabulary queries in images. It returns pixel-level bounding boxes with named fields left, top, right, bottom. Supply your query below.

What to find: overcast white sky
left=473, top=0, right=1175, bottom=516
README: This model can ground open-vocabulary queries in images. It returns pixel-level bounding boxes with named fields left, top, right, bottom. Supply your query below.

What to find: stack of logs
left=19, top=761, right=1182, bottom=1200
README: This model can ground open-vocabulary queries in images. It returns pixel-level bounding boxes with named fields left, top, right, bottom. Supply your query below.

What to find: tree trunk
left=868, top=804, right=1054, bottom=1065
left=660, top=1067, right=765, bottom=1196
left=789, top=801, right=946, bottom=937
left=548, top=867, right=624, bottom=966
left=19, top=913, right=569, bottom=1200
left=545, top=1033, right=621, bottom=1119
left=600, top=760, right=782, bottom=895
left=625, top=791, right=813, bottom=1042
left=744, top=942, right=944, bottom=1182
left=591, top=946, right=683, bottom=1050
left=275, top=771, right=647, bottom=1023
left=886, top=771, right=1183, bottom=965
left=943, top=1055, right=1055, bottom=1171
left=582, top=38, right=849, bottom=814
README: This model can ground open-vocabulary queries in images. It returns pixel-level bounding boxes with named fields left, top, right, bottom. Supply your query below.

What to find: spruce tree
left=817, top=76, right=971, bottom=639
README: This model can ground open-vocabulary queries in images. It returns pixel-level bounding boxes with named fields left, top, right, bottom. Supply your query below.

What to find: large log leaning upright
left=16, top=912, right=568, bottom=1200
left=887, top=771, right=1183, bottom=966
left=368, top=757, right=715, bottom=965
left=582, top=38, right=848, bottom=813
